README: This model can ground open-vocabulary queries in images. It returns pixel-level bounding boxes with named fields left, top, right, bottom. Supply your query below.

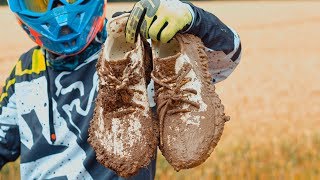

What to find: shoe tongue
left=154, top=53, right=181, bottom=77
left=107, top=13, right=129, bottom=38
left=103, top=58, right=131, bottom=78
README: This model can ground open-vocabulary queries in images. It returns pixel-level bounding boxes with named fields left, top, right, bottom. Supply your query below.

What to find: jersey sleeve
left=185, top=2, right=242, bottom=84
left=0, top=65, right=21, bottom=169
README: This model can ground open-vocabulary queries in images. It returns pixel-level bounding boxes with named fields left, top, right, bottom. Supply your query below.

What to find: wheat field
left=1, top=1, right=320, bottom=179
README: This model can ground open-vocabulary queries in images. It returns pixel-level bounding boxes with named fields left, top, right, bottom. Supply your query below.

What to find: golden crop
left=1, top=1, right=320, bottom=179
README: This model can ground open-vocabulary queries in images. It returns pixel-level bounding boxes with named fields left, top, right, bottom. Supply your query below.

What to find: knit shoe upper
left=88, top=14, right=157, bottom=178
left=152, top=34, right=229, bottom=171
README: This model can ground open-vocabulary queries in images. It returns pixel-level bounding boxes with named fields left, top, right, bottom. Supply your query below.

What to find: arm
left=125, top=0, right=241, bottom=83
left=0, top=66, right=20, bottom=169
left=185, top=2, right=242, bottom=83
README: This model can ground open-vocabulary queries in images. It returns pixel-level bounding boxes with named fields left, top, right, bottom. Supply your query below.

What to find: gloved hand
left=125, top=0, right=193, bottom=43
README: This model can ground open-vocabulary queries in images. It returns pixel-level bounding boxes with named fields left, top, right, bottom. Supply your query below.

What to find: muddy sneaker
left=151, top=34, right=229, bottom=171
left=88, top=14, right=157, bottom=178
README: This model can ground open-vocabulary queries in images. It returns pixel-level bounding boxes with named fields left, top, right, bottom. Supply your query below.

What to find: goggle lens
left=23, top=0, right=49, bottom=13
left=22, top=0, right=78, bottom=13
left=66, top=0, right=77, bottom=4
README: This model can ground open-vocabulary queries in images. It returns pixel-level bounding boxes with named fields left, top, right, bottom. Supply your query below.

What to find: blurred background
left=1, top=0, right=320, bottom=179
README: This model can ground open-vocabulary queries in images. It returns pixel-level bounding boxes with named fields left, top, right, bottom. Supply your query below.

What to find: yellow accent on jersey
left=15, top=49, right=46, bottom=76
left=0, top=94, right=7, bottom=104
left=0, top=78, right=16, bottom=103
left=1, top=49, right=46, bottom=104
left=5, top=79, right=16, bottom=92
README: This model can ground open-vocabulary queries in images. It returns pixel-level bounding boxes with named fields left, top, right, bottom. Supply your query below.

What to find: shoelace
left=99, top=58, right=145, bottom=117
left=151, top=62, right=200, bottom=145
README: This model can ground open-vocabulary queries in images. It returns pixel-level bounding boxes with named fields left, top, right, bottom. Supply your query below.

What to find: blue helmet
left=7, top=0, right=106, bottom=55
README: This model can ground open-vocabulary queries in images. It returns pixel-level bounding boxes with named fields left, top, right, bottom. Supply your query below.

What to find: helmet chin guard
left=8, top=0, right=106, bottom=55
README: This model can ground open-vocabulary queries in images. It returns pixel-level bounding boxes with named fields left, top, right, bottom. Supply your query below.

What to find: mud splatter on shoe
left=88, top=14, right=157, bottom=178
left=152, top=34, right=229, bottom=171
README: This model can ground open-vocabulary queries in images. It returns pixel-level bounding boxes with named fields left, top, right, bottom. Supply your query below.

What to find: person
left=0, top=0, right=241, bottom=179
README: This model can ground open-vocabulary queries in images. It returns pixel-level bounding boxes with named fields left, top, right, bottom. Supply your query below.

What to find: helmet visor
left=22, top=0, right=78, bottom=13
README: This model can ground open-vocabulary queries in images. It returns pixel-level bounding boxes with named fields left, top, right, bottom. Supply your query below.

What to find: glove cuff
left=181, top=2, right=195, bottom=33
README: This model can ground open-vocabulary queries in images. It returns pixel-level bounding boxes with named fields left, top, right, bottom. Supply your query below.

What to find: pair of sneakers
left=88, top=14, right=229, bottom=177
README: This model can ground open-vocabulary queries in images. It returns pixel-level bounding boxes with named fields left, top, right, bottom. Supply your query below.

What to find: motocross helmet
left=7, top=0, right=106, bottom=55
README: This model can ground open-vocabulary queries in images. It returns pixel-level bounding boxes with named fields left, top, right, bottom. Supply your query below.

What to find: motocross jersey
left=0, top=4, right=241, bottom=180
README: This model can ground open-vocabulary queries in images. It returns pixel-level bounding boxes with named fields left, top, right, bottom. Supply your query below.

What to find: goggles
left=8, top=0, right=83, bottom=16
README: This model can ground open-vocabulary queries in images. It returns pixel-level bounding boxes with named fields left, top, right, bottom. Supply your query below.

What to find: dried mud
left=152, top=34, right=229, bottom=171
